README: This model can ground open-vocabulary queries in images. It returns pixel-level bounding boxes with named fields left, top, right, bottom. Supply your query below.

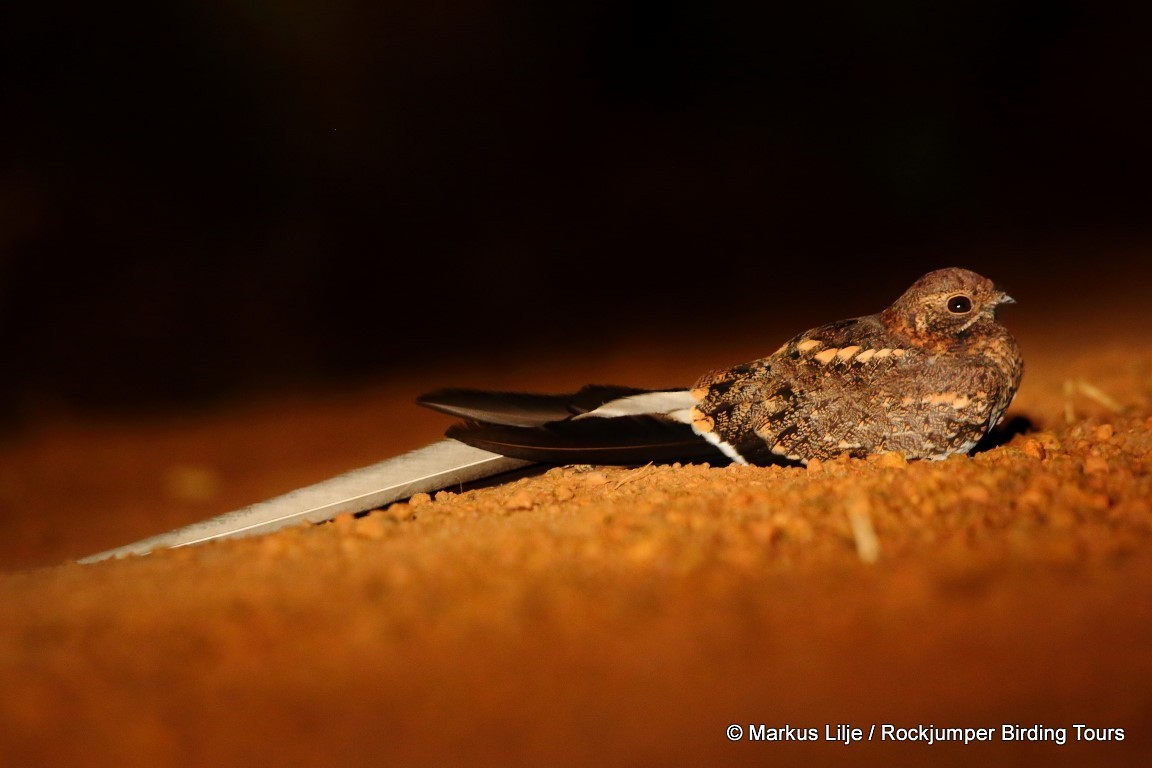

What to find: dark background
left=2, top=1, right=1150, bottom=417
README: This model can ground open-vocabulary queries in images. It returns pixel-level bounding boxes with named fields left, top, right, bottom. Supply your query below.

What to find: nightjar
left=419, top=267, right=1023, bottom=466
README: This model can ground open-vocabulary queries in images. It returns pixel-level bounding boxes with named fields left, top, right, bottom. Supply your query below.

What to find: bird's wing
left=416, top=385, right=658, bottom=427
left=445, top=416, right=727, bottom=465
left=422, top=387, right=730, bottom=465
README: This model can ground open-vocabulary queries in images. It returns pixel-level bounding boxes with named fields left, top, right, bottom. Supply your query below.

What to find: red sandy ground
left=1, top=288, right=1150, bottom=767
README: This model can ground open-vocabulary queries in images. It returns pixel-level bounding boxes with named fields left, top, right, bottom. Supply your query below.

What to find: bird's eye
left=946, top=294, right=972, bottom=314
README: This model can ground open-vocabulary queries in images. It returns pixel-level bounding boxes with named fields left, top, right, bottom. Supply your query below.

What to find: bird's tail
left=417, top=386, right=728, bottom=465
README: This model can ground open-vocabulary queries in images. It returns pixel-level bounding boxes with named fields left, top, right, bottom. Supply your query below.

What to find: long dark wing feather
left=417, top=385, right=662, bottom=427
left=445, top=417, right=729, bottom=465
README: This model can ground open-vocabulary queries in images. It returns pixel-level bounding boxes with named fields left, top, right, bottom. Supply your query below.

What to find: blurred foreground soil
left=1, top=296, right=1150, bottom=767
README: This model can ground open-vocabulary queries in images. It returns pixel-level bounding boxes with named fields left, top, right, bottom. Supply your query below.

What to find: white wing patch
left=695, top=428, right=750, bottom=465
left=575, top=390, right=697, bottom=421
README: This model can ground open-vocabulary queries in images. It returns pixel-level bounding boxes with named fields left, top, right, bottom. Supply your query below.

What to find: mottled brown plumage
left=421, top=268, right=1023, bottom=467
left=690, top=267, right=1023, bottom=465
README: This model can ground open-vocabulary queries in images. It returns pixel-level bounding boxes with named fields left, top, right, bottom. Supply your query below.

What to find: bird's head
left=881, top=267, right=1015, bottom=347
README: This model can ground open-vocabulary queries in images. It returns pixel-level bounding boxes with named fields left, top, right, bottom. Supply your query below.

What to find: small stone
left=385, top=502, right=410, bottom=519
left=1031, top=432, right=1062, bottom=452
left=505, top=491, right=534, bottom=510
left=747, top=520, right=780, bottom=545
left=408, top=493, right=432, bottom=507
left=1086, top=492, right=1111, bottom=511
left=355, top=516, right=388, bottom=540
left=961, top=485, right=990, bottom=504
left=1094, top=423, right=1114, bottom=442
left=871, top=451, right=908, bottom=469
left=1083, top=455, right=1109, bottom=475
left=626, top=539, right=659, bottom=562
left=581, top=472, right=609, bottom=487
left=1019, top=438, right=1046, bottom=460
left=1017, top=489, right=1046, bottom=508
left=806, top=457, right=824, bottom=475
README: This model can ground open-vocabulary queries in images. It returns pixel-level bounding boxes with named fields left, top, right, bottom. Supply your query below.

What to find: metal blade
left=78, top=439, right=535, bottom=564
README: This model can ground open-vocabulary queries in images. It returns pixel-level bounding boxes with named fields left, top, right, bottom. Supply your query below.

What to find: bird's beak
left=997, top=291, right=1015, bottom=305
